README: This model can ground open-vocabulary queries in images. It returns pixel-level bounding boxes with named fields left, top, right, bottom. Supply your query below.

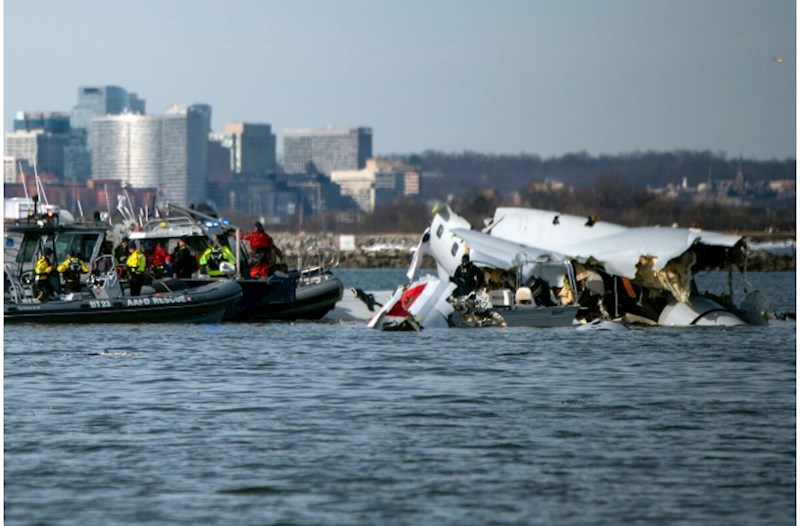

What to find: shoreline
left=273, top=232, right=796, bottom=271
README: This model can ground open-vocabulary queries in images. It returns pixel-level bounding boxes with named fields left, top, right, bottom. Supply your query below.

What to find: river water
left=4, top=270, right=796, bottom=525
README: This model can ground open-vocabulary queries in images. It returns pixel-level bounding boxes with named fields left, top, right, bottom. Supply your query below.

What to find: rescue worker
left=34, top=247, right=57, bottom=301
left=143, top=241, right=170, bottom=279
left=125, top=242, right=147, bottom=296
left=114, top=237, right=130, bottom=278
left=451, top=254, right=485, bottom=296
left=199, top=237, right=236, bottom=277
left=240, top=222, right=282, bottom=279
left=57, top=249, right=89, bottom=293
left=171, top=236, right=198, bottom=279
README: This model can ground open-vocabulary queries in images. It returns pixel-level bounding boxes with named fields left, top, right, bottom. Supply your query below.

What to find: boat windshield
left=54, top=232, right=104, bottom=262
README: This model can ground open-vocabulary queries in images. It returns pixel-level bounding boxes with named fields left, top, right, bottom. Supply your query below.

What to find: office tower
left=5, top=130, right=68, bottom=179
left=223, top=123, right=277, bottom=174
left=71, top=86, right=143, bottom=130
left=67, top=85, right=146, bottom=182
left=13, top=111, right=71, bottom=134
left=283, top=127, right=372, bottom=175
left=7, top=112, right=71, bottom=179
left=161, top=104, right=211, bottom=207
left=90, top=114, right=162, bottom=190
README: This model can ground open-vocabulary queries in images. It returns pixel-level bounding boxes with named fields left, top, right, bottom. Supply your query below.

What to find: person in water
left=57, top=249, right=89, bottom=293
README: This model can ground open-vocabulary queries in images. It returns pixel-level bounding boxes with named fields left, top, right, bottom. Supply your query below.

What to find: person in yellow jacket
left=199, top=237, right=236, bottom=277
left=34, top=247, right=57, bottom=301
left=57, top=249, right=89, bottom=293
left=125, top=243, right=147, bottom=296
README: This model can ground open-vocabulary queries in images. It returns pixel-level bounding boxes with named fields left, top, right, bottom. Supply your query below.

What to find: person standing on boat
left=240, top=222, right=282, bottom=279
left=172, top=236, right=198, bottom=279
left=143, top=241, right=170, bottom=279
left=34, top=247, right=57, bottom=301
left=451, top=254, right=485, bottom=297
left=125, top=243, right=147, bottom=296
left=57, top=249, right=89, bottom=293
left=114, top=237, right=130, bottom=278
left=199, top=237, right=236, bottom=277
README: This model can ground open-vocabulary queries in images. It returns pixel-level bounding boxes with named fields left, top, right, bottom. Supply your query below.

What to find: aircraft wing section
left=451, top=227, right=568, bottom=269
left=559, top=227, right=744, bottom=278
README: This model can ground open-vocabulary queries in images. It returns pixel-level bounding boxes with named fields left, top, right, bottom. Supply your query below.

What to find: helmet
left=219, top=262, right=236, bottom=276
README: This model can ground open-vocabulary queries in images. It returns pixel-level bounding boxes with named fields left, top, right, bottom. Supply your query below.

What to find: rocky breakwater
left=270, top=232, right=796, bottom=271
left=271, top=232, right=430, bottom=269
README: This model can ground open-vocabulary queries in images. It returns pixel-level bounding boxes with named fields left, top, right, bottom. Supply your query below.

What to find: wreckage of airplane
left=367, top=205, right=768, bottom=331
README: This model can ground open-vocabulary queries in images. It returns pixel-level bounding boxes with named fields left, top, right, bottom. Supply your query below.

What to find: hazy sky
left=3, top=0, right=796, bottom=160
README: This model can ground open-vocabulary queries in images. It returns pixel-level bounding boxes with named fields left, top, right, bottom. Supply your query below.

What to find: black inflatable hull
left=4, top=280, right=242, bottom=324
left=182, top=273, right=344, bottom=322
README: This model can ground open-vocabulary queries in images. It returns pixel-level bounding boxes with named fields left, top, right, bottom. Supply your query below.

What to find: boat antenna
left=33, top=162, right=50, bottom=205
left=18, top=162, right=30, bottom=201
left=104, top=184, right=113, bottom=225
left=123, top=184, right=138, bottom=227
left=77, top=200, right=84, bottom=219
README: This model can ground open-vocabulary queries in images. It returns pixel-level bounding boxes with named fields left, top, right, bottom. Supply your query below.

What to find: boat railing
left=87, top=255, right=126, bottom=299
left=295, top=245, right=340, bottom=285
left=4, top=262, right=35, bottom=303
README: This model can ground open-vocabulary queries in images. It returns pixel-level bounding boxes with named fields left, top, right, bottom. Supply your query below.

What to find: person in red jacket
left=241, top=222, right=282, bottom=279
left=143, top=241, right=170, bottom=279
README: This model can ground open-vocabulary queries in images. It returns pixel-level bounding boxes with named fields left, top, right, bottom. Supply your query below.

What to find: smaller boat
left=485, top=288, right=581, bottom=328
left=125, top=203, right=343, bottom=322
left=5, top=257, right=242, bottom=324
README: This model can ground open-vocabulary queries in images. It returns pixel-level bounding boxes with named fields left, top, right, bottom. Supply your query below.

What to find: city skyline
left=3, top=0, right=797, bottom=161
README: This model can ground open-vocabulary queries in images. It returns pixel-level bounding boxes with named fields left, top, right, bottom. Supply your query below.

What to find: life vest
left=64, top=258, right=84, bottom=282
left=207, top=248, right=223, bottom=270
left=35, top=257, right=53, bottom=280
left=126, top=250, right=146, bottom=274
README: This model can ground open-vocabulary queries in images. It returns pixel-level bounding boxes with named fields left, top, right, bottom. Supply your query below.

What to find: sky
left=3, top=0, right=797, bottom=160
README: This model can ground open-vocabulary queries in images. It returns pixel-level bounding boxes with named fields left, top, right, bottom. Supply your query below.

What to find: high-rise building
left=88, top=104, right=211, bottom=207
left=71, top=86, right=145, bottom=130
left=13, top=111, right=71, bottom=134
left=161, top=104, right=211, bottom=207
left=282, top=127, right=372, bottom=175
left=67, top=85, right=146, bottom=182
left=223, top=123, right=277, bottom=174
left=90, top=114, right=162, bottom=190
left=5, top=130, right=68, bottom=178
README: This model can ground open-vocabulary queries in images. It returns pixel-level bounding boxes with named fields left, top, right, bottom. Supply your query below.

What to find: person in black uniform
left=171, top=236, right=198, bottom=279
left=451, top=254, right=484, bottom=296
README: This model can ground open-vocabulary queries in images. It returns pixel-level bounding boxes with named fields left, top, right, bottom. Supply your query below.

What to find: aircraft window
left=451, top=243, right=458, bottom=256
left=436, top=225, right=444, bottom=238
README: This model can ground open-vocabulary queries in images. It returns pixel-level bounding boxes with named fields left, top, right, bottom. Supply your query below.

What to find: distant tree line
left=397, top=149, right=795, bottom=196
left=277, top=150, right=795, bottom=234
